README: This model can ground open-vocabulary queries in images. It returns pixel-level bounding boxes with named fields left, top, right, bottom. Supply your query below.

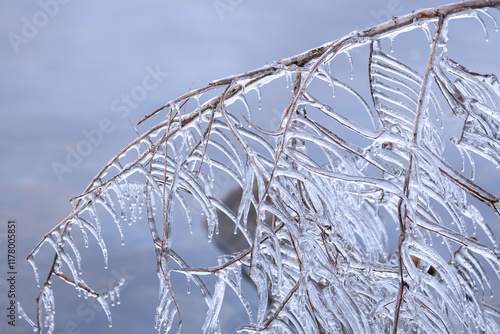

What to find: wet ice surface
left=3, top=1, right=500, bottom=333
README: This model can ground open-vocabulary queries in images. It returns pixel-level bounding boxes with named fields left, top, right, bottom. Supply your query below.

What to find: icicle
left=88, top=198, right=101, bottom=234
left=471, top=157, right=476, bottom=181
left=28, top=256, right=40, bottom=287
left=63, top=234, right=83, bottom=275
left=80, top=217, right=108, bottom=268
left=195, top=94, right=202, bottom=122
left=97, top=295, right=113, bottom=328
left=326, top=60, right=333, bottom=77
left=345, top=50, right=354, bottom=80
left=114, top=285, right=121, bottom=305
left=108, top=289, right=116, bottom=306
left=202, top=271, right=227, bottom=333
left=129, top=196, right=137, bottom=224
left=44, top=231, right=61, bottom=256
left=207, top=156, right=216, bottom=189
left=41, top=286, right=56, bottom=332
left=389, top=36, right=395, bottom=53
left=17, top=302, right=38, bottom=330
left=420, top=21, right=433, bottom=43
left=171, top=103, right=181, bottom=121
left=149, top=184, right=157, bottom=214
left=58, top=249, right=81, bottom=294
left=155, top=274, right=178, bottom=333
left=284, top=71, right=293, bottom=90
left=236, top=84, right=252, bottom=126
left=116, top=218, right=125, bottom=246
left=255, top=84, right=262, bottom=110
left=458, top=146, right=466, bottom=173
left=176, top=190, right=193, bottom=234
left=110, top=182, right=127, bottom=220
left=463, top=148, right=476, bottom=180
left=318, top=64, right=336, bottom=98
left=75, top=217, right=89, bottom=247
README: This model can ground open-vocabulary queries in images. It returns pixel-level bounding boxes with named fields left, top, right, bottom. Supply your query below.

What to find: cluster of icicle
left=23, top=2, right=500, bottom=333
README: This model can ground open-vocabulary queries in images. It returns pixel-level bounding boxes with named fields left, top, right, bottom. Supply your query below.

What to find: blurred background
left=1, top=0, right=499, bottom=333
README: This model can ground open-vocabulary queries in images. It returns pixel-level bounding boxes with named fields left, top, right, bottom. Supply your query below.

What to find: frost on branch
left=24, top=1, right=500, bottom=333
